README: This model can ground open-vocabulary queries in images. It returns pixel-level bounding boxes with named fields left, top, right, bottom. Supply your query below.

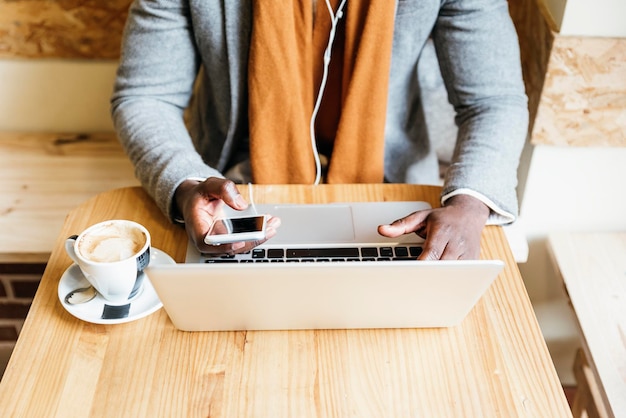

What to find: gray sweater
left=111, top=0, right=528, bottom=223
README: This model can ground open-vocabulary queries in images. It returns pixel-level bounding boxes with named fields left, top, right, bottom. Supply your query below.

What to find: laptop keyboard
left=202, top=245, right=423, bottom=263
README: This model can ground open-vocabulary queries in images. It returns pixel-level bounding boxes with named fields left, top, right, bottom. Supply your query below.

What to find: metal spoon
left=64, top=286, right=97, bottom=305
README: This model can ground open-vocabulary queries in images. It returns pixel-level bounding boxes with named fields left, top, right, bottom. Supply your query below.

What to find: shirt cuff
left=441, top=188, right=515, bottom=225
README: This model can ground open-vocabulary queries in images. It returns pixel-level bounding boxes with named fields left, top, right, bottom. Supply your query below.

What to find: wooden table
left=549, top=232, right=626, bottom=418
left=0, top=185, right=571, bottom=417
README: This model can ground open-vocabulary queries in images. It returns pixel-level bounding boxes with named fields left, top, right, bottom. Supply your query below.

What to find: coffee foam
left=78, top=223, right=146, bottom=263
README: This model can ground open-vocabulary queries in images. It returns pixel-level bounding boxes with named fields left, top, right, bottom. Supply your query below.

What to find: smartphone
left=203, top=215, right=268, bottom=245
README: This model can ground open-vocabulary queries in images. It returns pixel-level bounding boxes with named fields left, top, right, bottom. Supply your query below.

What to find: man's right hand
left=174, top=177, right=280, bottom=255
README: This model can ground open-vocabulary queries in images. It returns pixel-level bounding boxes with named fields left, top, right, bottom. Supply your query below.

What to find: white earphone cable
left=309, top=0, right=347, bottom=185
left=247, top=182, right=258, bottom=215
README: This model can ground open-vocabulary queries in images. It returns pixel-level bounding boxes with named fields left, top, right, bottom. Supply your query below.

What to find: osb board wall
left=502, top=0, right=626, bottom=148
left=0, top=0, right=132, bottom=59
left=531, top=36, right=626, bottom=147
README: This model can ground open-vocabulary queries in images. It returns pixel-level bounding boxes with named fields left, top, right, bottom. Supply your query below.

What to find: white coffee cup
left=65, top=220, right=151, bottom=304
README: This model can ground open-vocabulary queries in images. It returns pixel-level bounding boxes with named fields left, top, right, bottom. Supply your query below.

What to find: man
left=111, top=0, right=528, bottom=259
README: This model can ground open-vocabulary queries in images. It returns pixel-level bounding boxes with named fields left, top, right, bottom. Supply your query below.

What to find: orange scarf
left=248, top=1, right=396, bottom=184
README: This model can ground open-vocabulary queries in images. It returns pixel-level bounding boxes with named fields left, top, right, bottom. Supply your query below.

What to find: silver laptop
left=147, top=201, right=504, bottom=331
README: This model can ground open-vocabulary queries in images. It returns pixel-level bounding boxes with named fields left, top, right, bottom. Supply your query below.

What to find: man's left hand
left=377, top=194, right=490, bottom=260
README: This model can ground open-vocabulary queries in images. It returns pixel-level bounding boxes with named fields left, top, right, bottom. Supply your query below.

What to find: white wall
left=542, top=0, right=626, bottom=37
left=520, top=145, right=626, bottom=302
left=517, top=144, right=626, bottom=384
left=0, top=60, right=117, bottom=131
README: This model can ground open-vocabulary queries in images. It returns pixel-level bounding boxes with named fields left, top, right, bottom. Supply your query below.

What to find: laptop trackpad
left=269, top=205, right=354, bottom=244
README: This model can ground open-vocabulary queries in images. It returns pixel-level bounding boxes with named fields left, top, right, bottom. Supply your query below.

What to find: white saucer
left=58, top=248, right=176, bottom=325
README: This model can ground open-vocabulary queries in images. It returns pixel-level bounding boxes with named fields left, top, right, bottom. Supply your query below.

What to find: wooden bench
left=0, top=132, right=139, bottom=264
left=548, top=232, right=626, bottom=418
